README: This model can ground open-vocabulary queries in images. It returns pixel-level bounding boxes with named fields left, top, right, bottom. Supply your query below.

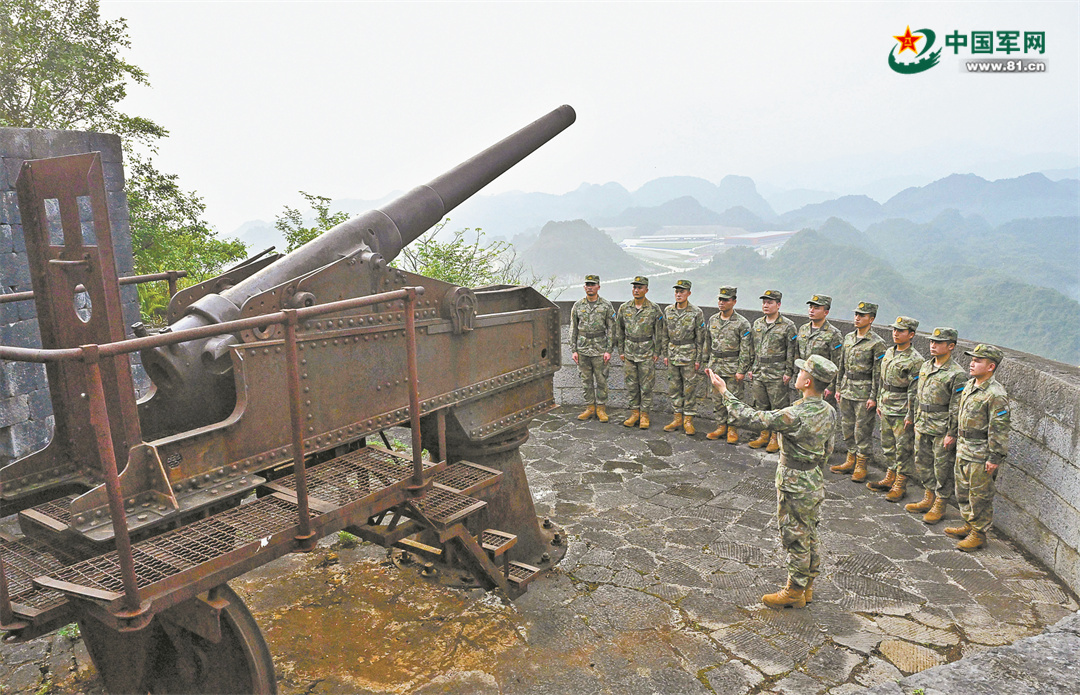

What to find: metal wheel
left=79, top=584, right=277, bottom=694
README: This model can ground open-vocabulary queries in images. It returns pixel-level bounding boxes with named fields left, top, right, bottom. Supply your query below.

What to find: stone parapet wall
left=553, top=299, right=1080, bottom=594
left=0, top=128, right=143, bottom=463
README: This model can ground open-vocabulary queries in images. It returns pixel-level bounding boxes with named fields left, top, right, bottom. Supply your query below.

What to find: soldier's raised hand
left=705, top=368, right=727, bottom=394
left=572, top=351, right=579, bottom=364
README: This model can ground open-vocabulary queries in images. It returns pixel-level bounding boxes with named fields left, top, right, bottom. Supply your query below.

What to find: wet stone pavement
left=4, top=406, right=1079, bottom=694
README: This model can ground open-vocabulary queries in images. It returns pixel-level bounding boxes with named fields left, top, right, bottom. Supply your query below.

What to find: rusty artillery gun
left=0, top=105, right=575, bottom=693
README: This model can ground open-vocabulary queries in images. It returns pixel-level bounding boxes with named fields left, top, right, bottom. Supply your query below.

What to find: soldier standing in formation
left=796, top=294, right=842, bottom=400
left=745, top=290, right=797, bottom=453
left=569, top=274, right=616, bottom=423
left=707, top=355, right=838, bottom=609
left=702, top=286, right=751, bottom=443
left=945, top=344, right=1010, bottom=551
left=662, top=280, right=706, bottom=436
left=616, top=276, right=665, bottom=430
left=905, top=328, right=967, bottom=524
left=867, top=316, right=924, bottom=502
left=830, top=301, right=886, bottom=483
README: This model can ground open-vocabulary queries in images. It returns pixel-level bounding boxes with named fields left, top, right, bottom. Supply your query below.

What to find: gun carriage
left=0, top=105, right=575, bottom=693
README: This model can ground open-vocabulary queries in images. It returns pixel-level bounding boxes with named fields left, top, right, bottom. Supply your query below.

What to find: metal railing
left=0, top=286, right=426, bottom=618
left=0, top=270, right=188, bottom=305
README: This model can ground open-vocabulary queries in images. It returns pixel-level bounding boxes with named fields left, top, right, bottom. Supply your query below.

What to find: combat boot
left=706, top=423, right=728, bottom=440
left=804, top=577, right=814, bottom=604
left=577, top=405, right=596, bottom=421
left=957, top=529, right=986, bottom=551
left=762, top=578, right=806, bottom=609
left=726, top=428, right=740, bottom=445
left=830, top=452, right=856, bottom=473
left=766, top=432, right=780, bottom=453
left=851, top=454, right=869, bottom=483
left=747, top=430, right=771, bottom=449
left=639, top=412, right=650, bottom=429
left=905, top=489, right=935, bottom=513
left=596, top=405, right=609, bottom=423
left=623, top=409, right=640, bottom=427
left=683, top=416, right=696, bottom=436
left=867, top=468, right=896, bottom=492
left=922, top=497, right=947, bottom=524
left=944, top=522, right=973, bottom=538
left=663, top=413, right=684, bottom=432
left=885, top=474, right=909, bottom=503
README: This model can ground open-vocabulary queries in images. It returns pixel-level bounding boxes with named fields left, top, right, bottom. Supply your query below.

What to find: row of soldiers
left=571, top=275, right=1011, bottom=578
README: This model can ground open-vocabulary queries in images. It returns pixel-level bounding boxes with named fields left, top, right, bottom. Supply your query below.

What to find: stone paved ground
left=2, top=407, right=1078, bottom=694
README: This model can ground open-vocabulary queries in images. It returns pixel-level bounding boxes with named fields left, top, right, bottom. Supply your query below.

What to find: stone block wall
left=0, top=128, right=143, bottom=463
left=553, top=299, right=1080, bottom=595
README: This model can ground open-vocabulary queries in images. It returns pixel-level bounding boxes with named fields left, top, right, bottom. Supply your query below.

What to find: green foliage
left=337, top=530, right=360, bottom=548
left=274, top=191, right=351, bottom=253
left=395, top=219, right=557, bottom=294
left=0, top=0, right=166, bottom=146
left=127, top=156, right=247, bottom=323
left=57, top=622, right=80, bottom=640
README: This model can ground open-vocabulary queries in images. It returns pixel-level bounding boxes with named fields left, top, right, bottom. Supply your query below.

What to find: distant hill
left=715, top=206, right=770, bottom=232
left=521, top=219, right=650, bottom=283
left=598, top=196, right=724, bottom=229
left=881, top=173, right=1079, bottom=225
left=446, top=182, right=633, bottom=237
left=631, top=175, right=777, bottom=220
left=780, top=195, right=886, bottom=230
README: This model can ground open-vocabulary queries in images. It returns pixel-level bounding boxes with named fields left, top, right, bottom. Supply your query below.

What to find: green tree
left=0, top=0, right=247, bottom=322
left=0, top=0, right=165, bottom=145
left=274, top=191, right=351, bottom=252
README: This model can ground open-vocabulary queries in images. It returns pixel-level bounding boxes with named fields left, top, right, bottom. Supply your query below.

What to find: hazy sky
left=105, top=1, right=1080, bottom=234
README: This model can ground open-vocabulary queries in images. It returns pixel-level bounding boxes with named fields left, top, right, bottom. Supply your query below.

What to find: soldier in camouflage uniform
left=797, top=294, right=843, bottom=398
left=904, top=327, right=967, bottom=525
left=707, top=354, right=838, bottom=609
left=616, top=276, right=665, bottom=430
left=746, top=289, right=797, bottom=453
left=570, top=274, right=616, bottom=422
left=662, top=279, right=706, bottom=436
left=867, top=316, right=924, bottom=502
left=702, top=286, right=751, bottom=443
left=945, top=344, right=1010, bottom=551
left=830, top=301, right=886, bottom=483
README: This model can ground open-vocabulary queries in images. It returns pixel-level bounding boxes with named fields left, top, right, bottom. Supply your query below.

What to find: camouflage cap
left=631, top=276, right=649, bottom=286
left=795, top=355, right=838, bottom=384
left=584, top=274, right=600, bottom=284
left=929, top=327, right=958, bottom=342
left=965, top=343, right=1005, bottom=364
left=806, top=294, right=832, bottom=308
left=759, top=289, right=782, bottom=301
left=889, top=316, right=919, bottom=331
left=673, top=279, right=692, bottom=290
left=717, top=286, right=737, bottom=299
left=854, top=301, right=878, bottom=315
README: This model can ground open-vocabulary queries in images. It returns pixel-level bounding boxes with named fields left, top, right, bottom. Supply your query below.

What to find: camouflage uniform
left=836, top=317, right=887, bottom=456
left=724, top=365, right=836, bottom=589
left=664, top=302, right=706, bottom=416
left=796, top=321, right=842, bottom=393
left=955, top=357, right=1010, bottom=533
left=749, top=312, right=798, bottom=412
left=879, top=344, right=924, bottom=476
left=703, top=310, right=751, bottom=424
left=570, top=294, right=616, bottom=405
left=616, top=297, right=665, bottom=410
left=913, top=353, right=966, bottom=501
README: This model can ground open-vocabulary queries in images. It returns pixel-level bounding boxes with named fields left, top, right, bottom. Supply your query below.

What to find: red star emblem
left=894, top=26, right=922, bottom=55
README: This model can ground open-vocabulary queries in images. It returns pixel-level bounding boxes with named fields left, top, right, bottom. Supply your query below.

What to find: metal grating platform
left=273, top=447, right=436, bottom=506
left=1, top=535, right=81, bottom=613
left=414, top=485, right=486, bottom=526
left=480, top=530, right=516, bottom=556
left=41, top=496, right=320, bottom=595
left=434, top=461, right=501, bottom=494
left=23, top=495, right=77, bottom=526
left=507, top=561, right=541, bottom=585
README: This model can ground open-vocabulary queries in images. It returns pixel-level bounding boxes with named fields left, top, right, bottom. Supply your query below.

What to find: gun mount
left=0, top=106, right=574, bottom=693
